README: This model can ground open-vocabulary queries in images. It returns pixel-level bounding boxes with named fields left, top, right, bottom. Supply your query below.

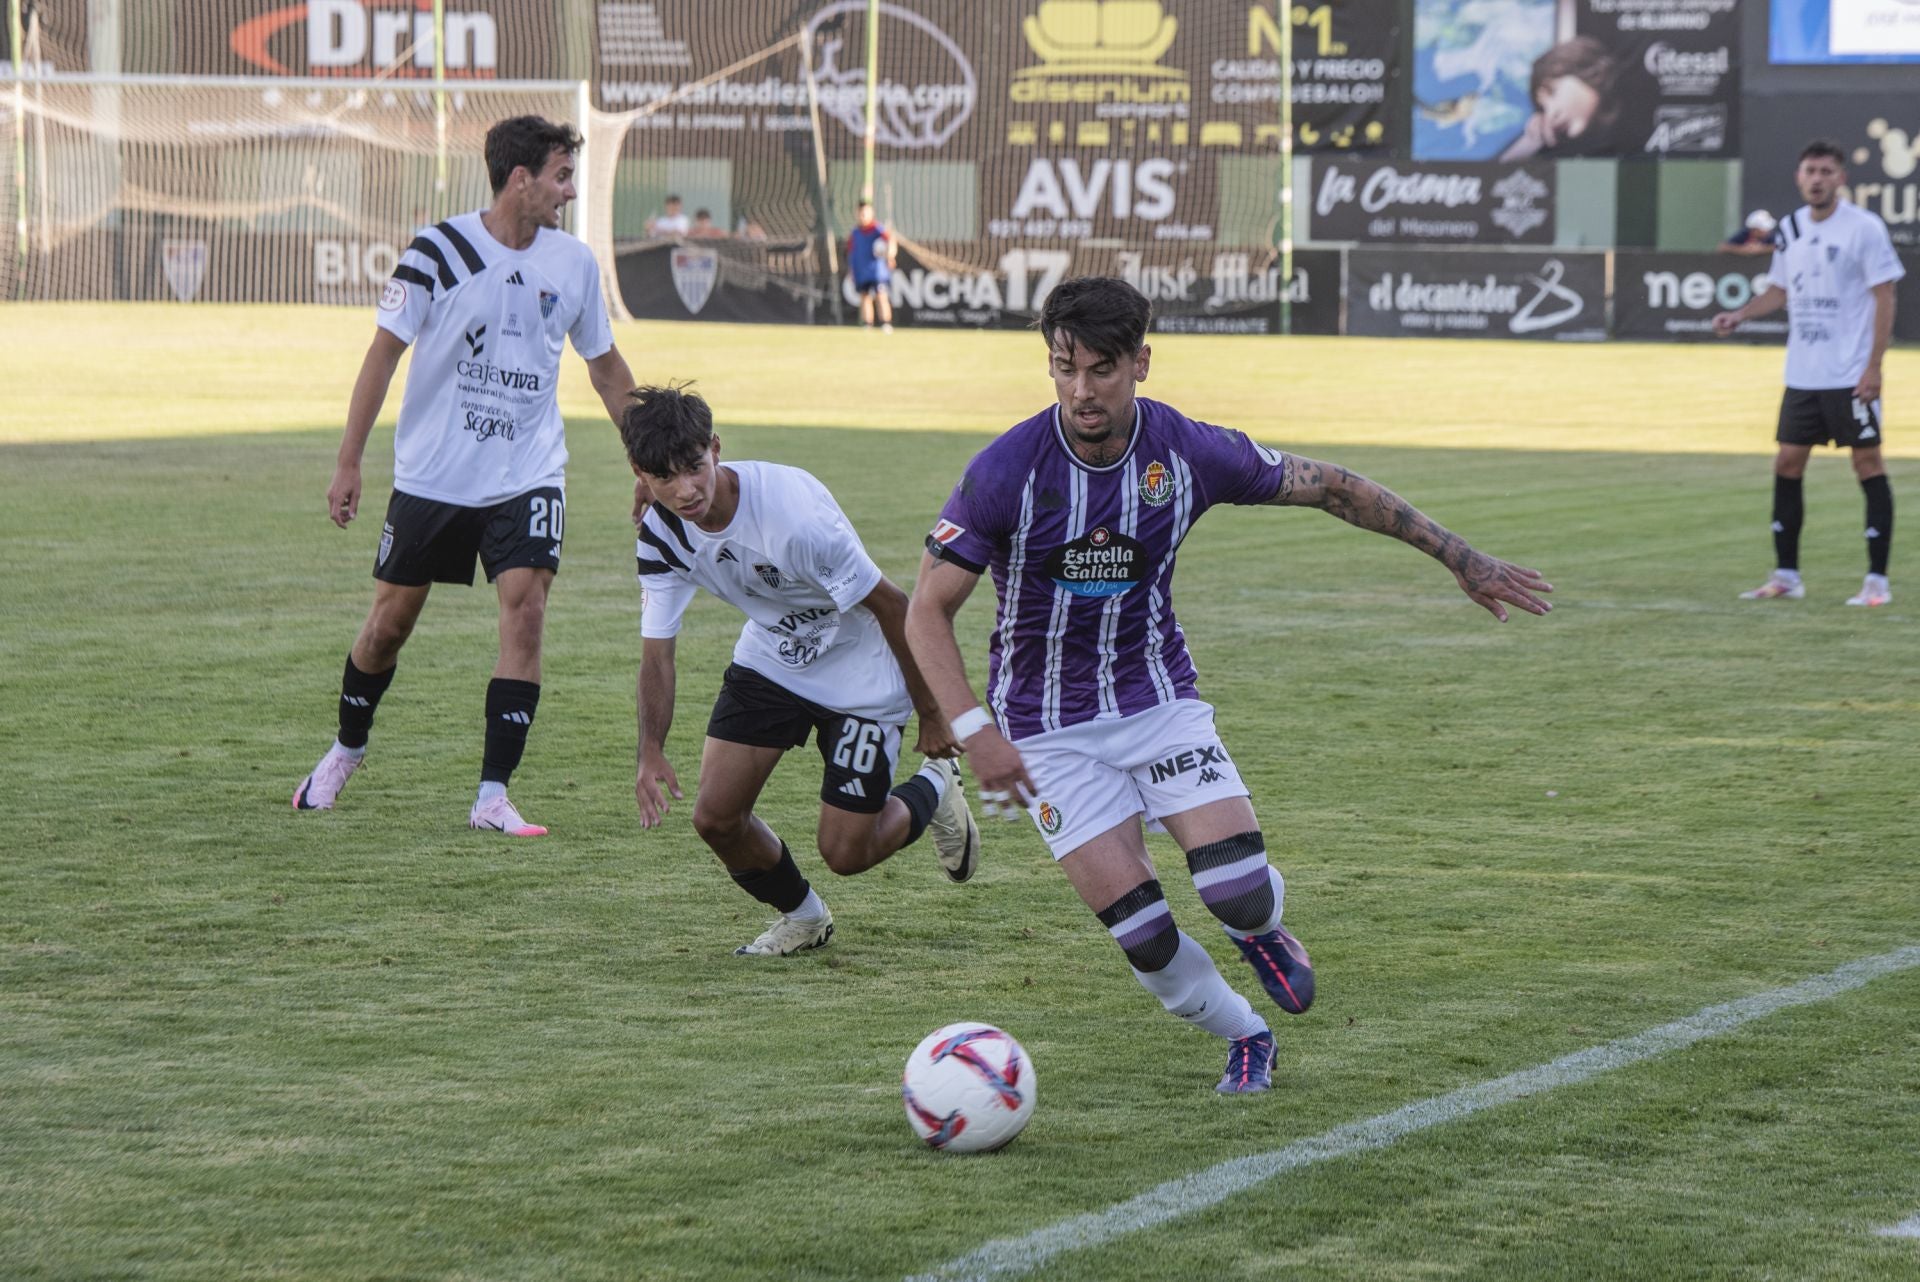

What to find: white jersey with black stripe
left=1767, top=201, right=1905, bottom=391
left=634, top=462, right=911, bottom=723
left=376, top=211, right=613, bottom=506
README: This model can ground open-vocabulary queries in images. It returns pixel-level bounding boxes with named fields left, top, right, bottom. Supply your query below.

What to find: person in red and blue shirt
left=847, top=200, right=896, bottom=332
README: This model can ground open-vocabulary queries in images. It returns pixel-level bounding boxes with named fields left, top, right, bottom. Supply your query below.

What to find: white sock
left=787, top=888, right=828, bottom=924
left=914, top=760, right=948, bottom=801
left=1221, top=867, right=1288, bottom=941
left=1866, top=573, right=1889, bottom=588
left=1131, top=931, right=1269, bottom=1040
left=476, top=780, right=507, bottom=804
left=333, top=739, right=367, bottom=760
left=1776, top=567, right=1803, bottom=584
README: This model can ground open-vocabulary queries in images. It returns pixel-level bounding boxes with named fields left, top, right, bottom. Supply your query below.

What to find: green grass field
left=3, top=306, right=1918, bottom=1281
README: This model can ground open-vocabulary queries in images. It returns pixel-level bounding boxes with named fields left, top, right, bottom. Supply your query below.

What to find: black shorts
left=374, top=487, right=565, bottom=586
left=706, top=663, right=902, bottom=814
left=1776, top=389, right=1885, bottom=449
left=854, top=278, right=889, bottom=296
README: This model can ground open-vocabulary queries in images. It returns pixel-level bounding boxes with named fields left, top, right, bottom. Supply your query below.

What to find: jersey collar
left=1050, top=401, right=1142, bottom=474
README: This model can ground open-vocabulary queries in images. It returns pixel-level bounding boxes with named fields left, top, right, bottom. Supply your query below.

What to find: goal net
left=588, top=1, right=1393, bottom=331
left=2, top=74, right=592, bottom=305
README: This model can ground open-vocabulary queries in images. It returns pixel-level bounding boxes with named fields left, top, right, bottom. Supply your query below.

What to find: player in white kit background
left=623, top=384, right=981, bottom=957
left=293, top=116, right=637, bottom=834
left=906, top=277, right=1554, bottom=1093
left=1714, top=139, right=1904, bottom=608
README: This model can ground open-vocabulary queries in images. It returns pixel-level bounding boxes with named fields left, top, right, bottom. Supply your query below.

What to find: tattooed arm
left=1269, top=455, right=1554, bottom=622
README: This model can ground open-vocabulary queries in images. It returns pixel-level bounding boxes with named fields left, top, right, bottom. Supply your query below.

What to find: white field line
left=910, top=946, right=1920, bottom=1282
left=1877, top=1215, right=1920, bottom=1239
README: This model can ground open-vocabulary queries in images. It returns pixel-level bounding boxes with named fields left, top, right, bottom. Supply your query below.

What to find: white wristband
left=948, top=706, right=994, bottom=741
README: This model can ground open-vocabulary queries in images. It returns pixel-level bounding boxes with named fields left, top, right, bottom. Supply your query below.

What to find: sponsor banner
left=1346, top=248, right=1607, bottom=341
left=600, top=2, right=1404, bottom=162
left=986, top=154, right=1220, bottom=247
left=616, top=241, right=820, bottom=323
left=1311, top=158, right=1553, bottom=243
left=1572, top=0, right=1739, bottom=157
left=1742, top=96, right=1920, bottom=249
left=188, top=0, right=565, bottom=78
left=1210, top=0, right=1402, bottom=153
left=1772, top=0, right=1920, bottom=64
left=1613, top=252, right=1786, bottom=343
left=1412, top=0, right=1556, bottom=161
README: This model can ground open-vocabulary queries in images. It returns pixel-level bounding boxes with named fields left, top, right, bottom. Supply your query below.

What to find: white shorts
left=1014, top=699, right=1251, bottom=859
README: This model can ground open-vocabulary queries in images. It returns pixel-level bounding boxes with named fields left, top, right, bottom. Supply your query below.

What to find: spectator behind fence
left=647, top=195, right=691, bottom=238
left=689, top=208, right=727, bottom=239
left=848, top=199, right=896, bottom=333
left=1721, top=210, right=1778, bottom=256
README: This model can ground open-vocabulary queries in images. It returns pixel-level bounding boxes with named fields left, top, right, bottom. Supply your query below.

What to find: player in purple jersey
left=905, top=277, right=1553, bottom=1094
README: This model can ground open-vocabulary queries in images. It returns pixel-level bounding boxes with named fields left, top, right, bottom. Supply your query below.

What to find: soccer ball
left=901, top=1022, right=1035, bottom=1153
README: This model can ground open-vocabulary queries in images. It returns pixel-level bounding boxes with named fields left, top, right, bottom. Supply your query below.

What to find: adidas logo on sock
left=342, top=695, right=371, bottom=708
left=506, top=270, right=525, bottom=286
left=501, top=710, right=532, bottom=725
left=839, top=778, right=866, bottom=799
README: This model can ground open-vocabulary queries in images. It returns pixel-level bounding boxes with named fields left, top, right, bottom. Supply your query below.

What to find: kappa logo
left=1148, top=744, right=1229, bottom=784
left=463, top=325, right=486, bottom=357
left=1196, top=766, right=1225, bottom=786
left=1036, top=800, right=1064, bottom=835
left=1139, top=459, right=1174, bottom=506
left=754, top=562, right=784, bottom=589
left=670, top=248, right=720, bottom=315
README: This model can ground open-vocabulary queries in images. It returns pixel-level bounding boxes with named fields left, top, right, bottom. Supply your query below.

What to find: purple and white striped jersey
left=926, top=397, right=1288, bottom=741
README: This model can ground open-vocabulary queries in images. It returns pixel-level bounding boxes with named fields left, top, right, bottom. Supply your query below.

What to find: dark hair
left=1529, top=36, right=1613, bottom=101
left=857, top=199, right=874, bottom=211
left=665, top=193, right=683, bottom=205
left=484, top=116, right=582, bottom=194
left=694, top=208, right=713, bottom=220
left=621, top=382, right=714, bottom=476
left=1038, top=276, right=1151, bottom=361
left=1799, top=139, right=1847, bottom=167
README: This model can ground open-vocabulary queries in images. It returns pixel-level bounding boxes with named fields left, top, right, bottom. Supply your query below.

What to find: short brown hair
left=484, top=116, right=582, bottom=194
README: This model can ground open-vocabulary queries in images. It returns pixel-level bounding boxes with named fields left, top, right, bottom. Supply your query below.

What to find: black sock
left=889, top=772, right=940, bottom=847
left=1772, top=474, right=1804, bottom=571
left=480, top=678, right=541, bottom=785
left=1862, top=474, right=1894, bottom=576
left=729, top=841, right=811, bottom=914
left=338, top=656, right=395, bottom=750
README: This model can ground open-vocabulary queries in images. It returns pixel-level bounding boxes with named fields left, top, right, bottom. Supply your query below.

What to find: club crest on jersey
left=1036, top=801, right=1063, bottom=836
left=930, top=518, right=966, bottom=545
left=378, top=522, right=394, bottom=566
left=1139, top=460, right=1174, bottom=507
left=754, top=562, right=783, bottom=589
left=539, top=289, right=559, bottom=320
